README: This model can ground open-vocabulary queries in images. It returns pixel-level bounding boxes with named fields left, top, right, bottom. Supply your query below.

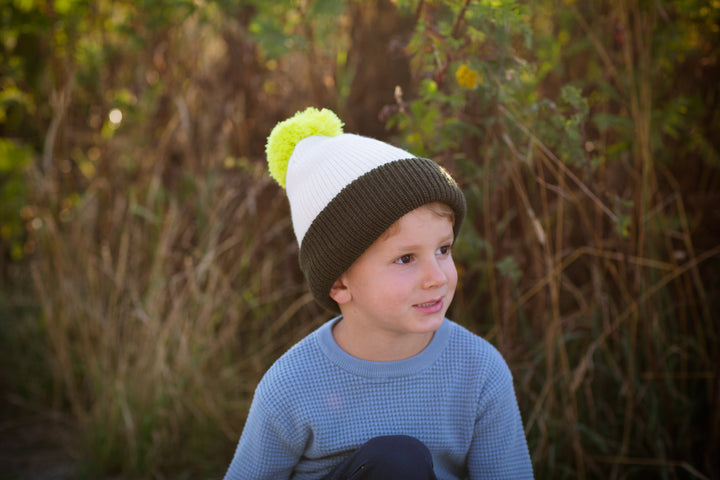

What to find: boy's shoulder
left=253, top=320, right=331, bottom=397
left=444, top=319, right=513, bottom=378
left=265, top=322, right=326, bottom=372
left=446, top=320, right=504, bottom=357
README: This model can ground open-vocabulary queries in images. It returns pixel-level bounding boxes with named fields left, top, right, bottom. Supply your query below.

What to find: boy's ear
left=329, top=275, right=351, bottom=305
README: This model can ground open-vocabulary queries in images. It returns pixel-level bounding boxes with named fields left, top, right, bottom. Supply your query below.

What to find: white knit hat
left=286, top=133, right=416, bottom=245
left=266, top=107, right=466, bottom=311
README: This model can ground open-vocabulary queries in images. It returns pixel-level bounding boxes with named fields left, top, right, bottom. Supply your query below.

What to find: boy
left=224, top=108, right=533, bottom=479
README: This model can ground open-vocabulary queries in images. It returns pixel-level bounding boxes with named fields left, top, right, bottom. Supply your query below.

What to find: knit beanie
left=266, top=107, right=466, bottom=312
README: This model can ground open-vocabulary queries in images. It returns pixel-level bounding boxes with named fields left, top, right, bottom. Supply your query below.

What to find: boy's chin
left=410, top=313, right=446, bottom=334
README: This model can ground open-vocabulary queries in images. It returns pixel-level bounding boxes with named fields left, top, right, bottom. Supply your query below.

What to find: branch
left=450, top=0, right=472, bottom=39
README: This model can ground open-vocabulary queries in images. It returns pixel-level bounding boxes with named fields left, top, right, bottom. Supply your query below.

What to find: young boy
left=223, top=108, right=533, bottom=479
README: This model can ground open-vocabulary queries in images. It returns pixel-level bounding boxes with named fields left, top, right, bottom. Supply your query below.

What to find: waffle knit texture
left=223, top=318, right=534, bottom=480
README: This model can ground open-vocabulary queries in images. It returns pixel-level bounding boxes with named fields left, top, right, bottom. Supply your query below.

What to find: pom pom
left=266, top=107, right=344, bottom=188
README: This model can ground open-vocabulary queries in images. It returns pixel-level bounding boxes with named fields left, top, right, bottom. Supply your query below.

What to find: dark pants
left=323, top=435, right=437, bottom=480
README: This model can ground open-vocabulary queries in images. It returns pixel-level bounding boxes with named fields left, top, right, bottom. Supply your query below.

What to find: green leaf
left=0, top=138, right=33, bottom=172
left=496, top=256, right=522, bottom=284
left=593, top=113, right=633, bottom=134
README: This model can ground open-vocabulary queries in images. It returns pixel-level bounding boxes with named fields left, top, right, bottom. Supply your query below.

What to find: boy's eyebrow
left=390, top=234, right=455, bottom=251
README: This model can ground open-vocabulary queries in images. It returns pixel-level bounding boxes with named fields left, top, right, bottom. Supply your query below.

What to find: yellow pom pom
left=266, top=107, right=344, bottom=188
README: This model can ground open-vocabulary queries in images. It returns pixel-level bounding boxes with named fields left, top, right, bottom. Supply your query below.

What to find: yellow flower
left=456, top=64, right=480, bottom=89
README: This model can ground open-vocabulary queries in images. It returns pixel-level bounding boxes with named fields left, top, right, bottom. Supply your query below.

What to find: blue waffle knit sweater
left=224, top=317, right=533, bottom=479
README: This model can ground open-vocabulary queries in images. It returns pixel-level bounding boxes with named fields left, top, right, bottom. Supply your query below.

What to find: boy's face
left=330, top=203, right=457, bottom=340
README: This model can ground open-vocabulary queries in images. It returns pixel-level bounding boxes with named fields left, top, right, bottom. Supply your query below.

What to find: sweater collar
left=316, top=316, right=451, bottom=379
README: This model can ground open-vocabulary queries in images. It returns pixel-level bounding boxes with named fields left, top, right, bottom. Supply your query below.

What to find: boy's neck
left=331, top=317, right=435, bottom=362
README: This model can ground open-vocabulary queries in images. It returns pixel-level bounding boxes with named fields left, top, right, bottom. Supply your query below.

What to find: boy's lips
left=415, top=299, right=440, bottom=308
left=413, top=297, right=444, bottom=313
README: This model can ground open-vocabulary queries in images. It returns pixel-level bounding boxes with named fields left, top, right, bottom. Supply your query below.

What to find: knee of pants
left=360, top=435, right=434, bottom=477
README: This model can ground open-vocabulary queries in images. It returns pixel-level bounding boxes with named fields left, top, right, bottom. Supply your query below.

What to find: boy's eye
left=437, top=245, right=451, bottom=255
left=395, top=254, right=413, bottom=265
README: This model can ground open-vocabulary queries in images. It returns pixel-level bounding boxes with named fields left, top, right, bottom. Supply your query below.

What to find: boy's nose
left=421, top=259, right=447, bottom=289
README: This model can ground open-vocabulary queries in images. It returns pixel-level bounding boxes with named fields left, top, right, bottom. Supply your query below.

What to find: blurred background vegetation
left=1, top=0, right=718, bottom=478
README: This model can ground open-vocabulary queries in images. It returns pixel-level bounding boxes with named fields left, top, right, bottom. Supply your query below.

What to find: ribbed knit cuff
left=299, top=157, right=466, bottom=312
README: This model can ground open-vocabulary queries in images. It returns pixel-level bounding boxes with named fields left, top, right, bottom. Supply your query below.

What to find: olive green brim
left=299, top=157, right=466, bottom=312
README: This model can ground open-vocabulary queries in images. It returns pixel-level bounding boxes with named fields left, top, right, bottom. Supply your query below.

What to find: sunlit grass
left=22, top=161, right=326, bottom=477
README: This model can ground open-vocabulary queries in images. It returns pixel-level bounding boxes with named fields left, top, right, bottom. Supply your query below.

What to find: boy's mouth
left=414, top=297, right=443, bottom=310
left=415, top=300, right=440, bottom=308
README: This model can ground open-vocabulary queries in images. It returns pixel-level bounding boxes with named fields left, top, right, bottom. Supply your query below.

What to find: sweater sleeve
left=467, top=347, right=534, bottom=479
left=223, top=378, right=307, bottom=480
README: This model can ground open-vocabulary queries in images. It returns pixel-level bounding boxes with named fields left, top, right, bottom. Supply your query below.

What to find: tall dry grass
left=26, top=157, right=328, bottom=476
left=409, top=1, right=720, bottom=477
left=20, top=128, right=719, bottom=479
left=460, top=115, right=720, bottom=479
left=4, top=4, right=345, bottom=477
